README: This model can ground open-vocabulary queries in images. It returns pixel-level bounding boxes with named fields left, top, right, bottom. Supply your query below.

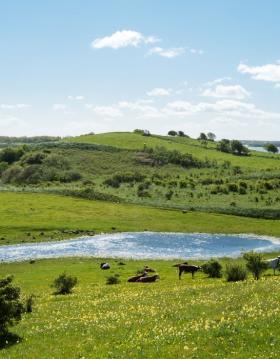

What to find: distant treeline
left=0, top=136, right=61, bottom=144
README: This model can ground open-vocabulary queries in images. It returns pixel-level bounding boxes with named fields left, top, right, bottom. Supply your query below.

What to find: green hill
left=1, top=131, right=280, bottom=223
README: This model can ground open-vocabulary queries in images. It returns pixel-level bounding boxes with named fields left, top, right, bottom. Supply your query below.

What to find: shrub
left=0, top=161, right=8, bottom=175
left=52, top=273, right=77, bottom=294
left=225, top=264, right=247, bottom=282
left=0, top=147, right=26, bottom=164
left=165, top=190, right=174, bottom=200
left=23, top=152, right=46, bottom=165
left=243, top=251, right=268, bottom=280
left=202, top=260, right=222, bottom=278
left=25, top=295, right=35, bottom=313
left=0, top=276, right=25, bottom=335
left=106, top=275, right=120, bottom=285
left=227, top=183, right=238, bottom=192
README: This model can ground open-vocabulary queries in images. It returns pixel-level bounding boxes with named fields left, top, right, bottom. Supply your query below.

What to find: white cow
left=265, top=257, right=280, bottom=275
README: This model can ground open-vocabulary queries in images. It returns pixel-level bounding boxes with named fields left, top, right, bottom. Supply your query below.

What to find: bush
left=243, top=251, right=268, bottom=280
left=106, top=275, right=120, bottom=285
left=202, top=260, right=222, bottom=278
left=52, top=273, right=77, bottom=294
left=25, top=295, right=35, bottom=313
left=225, top=264, right=247, bottom=282
left=0, top=276, right=25, bottom=335
left=0, top=147, right=26, bottom=164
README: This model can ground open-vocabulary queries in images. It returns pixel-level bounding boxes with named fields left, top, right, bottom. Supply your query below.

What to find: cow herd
left=100, top=256, right=280, bottom=283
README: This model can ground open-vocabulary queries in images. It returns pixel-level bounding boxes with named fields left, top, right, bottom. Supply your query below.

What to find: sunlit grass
left=0, top=257, right=280, bottom=358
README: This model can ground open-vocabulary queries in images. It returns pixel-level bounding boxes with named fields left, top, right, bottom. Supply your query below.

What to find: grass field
left=1, top=192, right=280, bottom=245
left=1, top=257, right=280, bottom=358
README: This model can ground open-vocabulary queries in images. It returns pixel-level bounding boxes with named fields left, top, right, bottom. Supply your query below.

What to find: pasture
left=1, top=192, right=280, bottom=246
left=0, top=257, right=280, bottom=358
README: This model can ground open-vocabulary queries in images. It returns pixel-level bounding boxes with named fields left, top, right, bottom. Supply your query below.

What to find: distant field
left=1, top=192, right=280, bottom=245
left=1, top=257, right=280, bottom=358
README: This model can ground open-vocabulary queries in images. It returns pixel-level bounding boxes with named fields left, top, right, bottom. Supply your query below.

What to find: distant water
left=0, top=232, right=280, bottom=262
left=247, top=146, right=280, bottom=153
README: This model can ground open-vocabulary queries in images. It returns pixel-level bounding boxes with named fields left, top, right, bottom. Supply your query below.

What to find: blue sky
left=0, top=1, right=280, bottom=139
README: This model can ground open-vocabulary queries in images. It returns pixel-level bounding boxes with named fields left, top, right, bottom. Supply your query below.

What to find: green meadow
left=1, top=192, right=280, bottom=245
left=1, top=257, right=280, bottom=358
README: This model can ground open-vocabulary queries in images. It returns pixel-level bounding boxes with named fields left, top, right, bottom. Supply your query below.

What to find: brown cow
left=127, top=272, right=148, bottom=282
left=136, top=274, right=160, bottom=283
left=177, top=264, right=201, bottom=279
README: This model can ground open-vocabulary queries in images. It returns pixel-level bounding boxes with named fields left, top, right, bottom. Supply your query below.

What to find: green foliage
left=144, top=146, right=205, bottom=168
left=225, top=264, right=247, bottom=282
left=106, top=275, right=120, bottom=285
left=104, top=172, right=145, bottom=188
left=202, top=259, right=222, bottom=278
left=217, top=139, right=249, bottom=156
left=0, top=276, right=25, bottom=335
left=198, top=132, right=207, bottom=140
left=52, top=273, right=77, bottom=295
left=264, top=143, right=278, bottom=153
left=168, top=130, right=178, bottom=136
left=243, top=251, right=268, bottom=280
left=0, top=147, right=26, bottom=164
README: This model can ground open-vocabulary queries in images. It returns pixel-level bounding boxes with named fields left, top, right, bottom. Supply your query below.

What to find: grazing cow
left=127, top=272, right=148, bottom=282
left=177, top=264, right=201, bottom=279
left=265, top=257, right=280, bottom=275
left=172, top=262, right=188, bottom=268
left=136, top=274, right=160, bottom=283
left=100, top=262, right=110, bottom=270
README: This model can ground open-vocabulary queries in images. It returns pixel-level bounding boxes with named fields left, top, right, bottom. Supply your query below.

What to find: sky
left=0, top=1, right=280, bottom=140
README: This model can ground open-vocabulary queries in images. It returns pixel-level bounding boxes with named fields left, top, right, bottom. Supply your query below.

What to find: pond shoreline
left=1, top=232, right=280, bottom=263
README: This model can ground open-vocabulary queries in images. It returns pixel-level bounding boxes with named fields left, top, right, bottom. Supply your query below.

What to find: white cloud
left=148, top=46, right=185, bottom=58
left=67, top=95, right=84, bottom=101
left=190, top=48, right=204, bottom=55
left=203, top=77, right=232, bottom=87
left=202, top=84, right=250, bottom=100
left=238, top=62, right=280, bottom=82
left=91, top=30, right=159, bottom=49
left=0, top=104, right=30, bottom=110
left=87, top=105, right=123, bottom=118
left=146, top=88, right=171, bottom=97
left=52, top=104, right=67, bottom=111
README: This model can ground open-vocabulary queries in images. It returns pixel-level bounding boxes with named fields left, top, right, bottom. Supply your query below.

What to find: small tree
left=168, top=130, right=177, bottom=136
left=243, top=251, right=268, bottom=280
left=264, top=143, right=278, bottom=154
left=198, top=133, right=207, bottom=141
left=230, top=140, right=249, bottom=156
left=0, top=276, right=25, bottom=336
left=217, top=139, right=231, bottom=153
left=207, top=132, right=216, bottom=141
left=52, top=273, right=78, bottom=295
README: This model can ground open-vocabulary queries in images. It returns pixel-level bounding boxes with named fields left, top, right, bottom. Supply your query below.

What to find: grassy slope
left=1, top=258, right=280, bottom=358
left=1, top=192, right=280, bottom=245
left=67, top=132, right=280, bottom=170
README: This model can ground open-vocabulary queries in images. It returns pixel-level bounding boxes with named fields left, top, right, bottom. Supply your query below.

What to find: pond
left=0, top=232, right=280, bottom=262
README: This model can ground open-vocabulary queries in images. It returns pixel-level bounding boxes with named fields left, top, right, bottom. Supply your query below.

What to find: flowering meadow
left=0, top=257, right=280, bottom=358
